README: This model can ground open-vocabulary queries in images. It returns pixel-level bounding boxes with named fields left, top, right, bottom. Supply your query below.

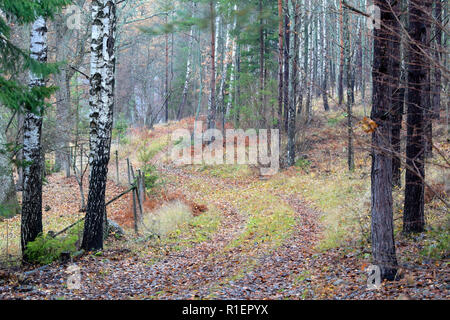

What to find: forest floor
left=0, top=105, right=449, bottom=300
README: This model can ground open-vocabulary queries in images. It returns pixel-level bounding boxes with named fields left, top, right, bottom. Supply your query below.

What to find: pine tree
left=370, top=0, right=398, bottom=280
left=403, top=0, right=432, bottom=233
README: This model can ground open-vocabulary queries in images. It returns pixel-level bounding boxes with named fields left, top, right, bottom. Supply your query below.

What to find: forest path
left=4, top=123, right=444, bottom=300
left=1, top=138, right=332, bottom=299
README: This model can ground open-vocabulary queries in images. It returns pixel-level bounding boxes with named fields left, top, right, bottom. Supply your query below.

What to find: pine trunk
left=391, top=2, right=405, bottom=187
left=432, top=0, right=442, bottom=119
left=344, top=8, right=354, bottom=171
left=287, top=0, right=299, bottom=167
left=403, top=0, right=430, bottom=233
left=338, top=0, right=344, bottom=106
left=283, top=13, right=290, bottom=132
left=371, top=0, right=398, bottom=280
left=207, top=1, right=217, bottom=130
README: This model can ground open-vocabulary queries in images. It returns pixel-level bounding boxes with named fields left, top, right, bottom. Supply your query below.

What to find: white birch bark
left=82, top=0, right=117, bottom=250
left=21, top=16, right=46, bottom=253
left=218, top=20, right=231, bottom=113
left=226, top=5, right=238, bottom=117
left=177, top=27, right=194, bottom=120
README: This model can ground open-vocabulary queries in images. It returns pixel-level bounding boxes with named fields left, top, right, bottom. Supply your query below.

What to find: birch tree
left=177, top=27, right=194, bottom=120
left=21, top=15, right=47, bottom=256
left=82, top=0, right=117, bottom=251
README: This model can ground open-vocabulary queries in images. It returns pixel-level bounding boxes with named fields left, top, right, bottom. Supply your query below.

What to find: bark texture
left=82, top=0, right=117, bottom=251
left=403, top=0, right=430, bottom=233
left=21, top=16, right=47, bottom=256
left=371, top=0, right=398, bottom=280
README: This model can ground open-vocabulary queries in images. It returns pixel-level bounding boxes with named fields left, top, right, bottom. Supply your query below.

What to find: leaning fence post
left=132, top=167, right=144, bottom=223
left=127, top=159, right=138, bottom=234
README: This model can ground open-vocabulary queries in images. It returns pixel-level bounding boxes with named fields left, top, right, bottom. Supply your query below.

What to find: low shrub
left=24, top=224, right=83, bottom=265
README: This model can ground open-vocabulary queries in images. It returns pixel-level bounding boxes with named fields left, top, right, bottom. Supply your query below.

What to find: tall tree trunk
left=371, top=0, right=398, bottom=280
left=344, top=7, right=354, bottom=171
left=219, top=17, right=231, bottom=129
left=283, top=12, right=290, bottom=132
left=207, top=1, right=217, bottom=130
left=432, top=0, right=442, bottom=119
left=277, top=0, right=284, bottom=130
left=338, top=0, right=344, bottom=106
left=424, top=0, right=433, bottom=158
left=403, top=0, right=430, bottom=233
left=322, top=0, right=329, bottom=112
left=54, top=16, right=71, bottom=173
left=226, top=4, right=238, bottom=118
left=164, top=14, right=169, bottom=123
left=82, top=0, right=117, bottom=251
left=287, top=0, right=299, bottom=167
left=235, top=37, right=241, bottom=126
left=304, top=0, right=312, bottom=123
left=391, top=0, right=405, bottom=187
left=177, top=27, right=194, bottom=120
left=21, top=16, right=46, bottom=256
left=259, top=0, right=265, bottom=126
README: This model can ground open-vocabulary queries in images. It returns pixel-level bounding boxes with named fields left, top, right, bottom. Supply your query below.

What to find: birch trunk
left=177, top=27, right=194, bottom=120
left=218, top=20, right=231, bottom=120
left=21, top=16, right=46, bottom=256
left=226, top=5, right=238, bottom=118
left=82, top=0, right=117, bottom=251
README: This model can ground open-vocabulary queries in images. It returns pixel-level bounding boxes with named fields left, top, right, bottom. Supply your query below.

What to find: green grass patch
left=198, top=164, right=253, bottom=179
left=420, top=227, right=450, bottom=260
